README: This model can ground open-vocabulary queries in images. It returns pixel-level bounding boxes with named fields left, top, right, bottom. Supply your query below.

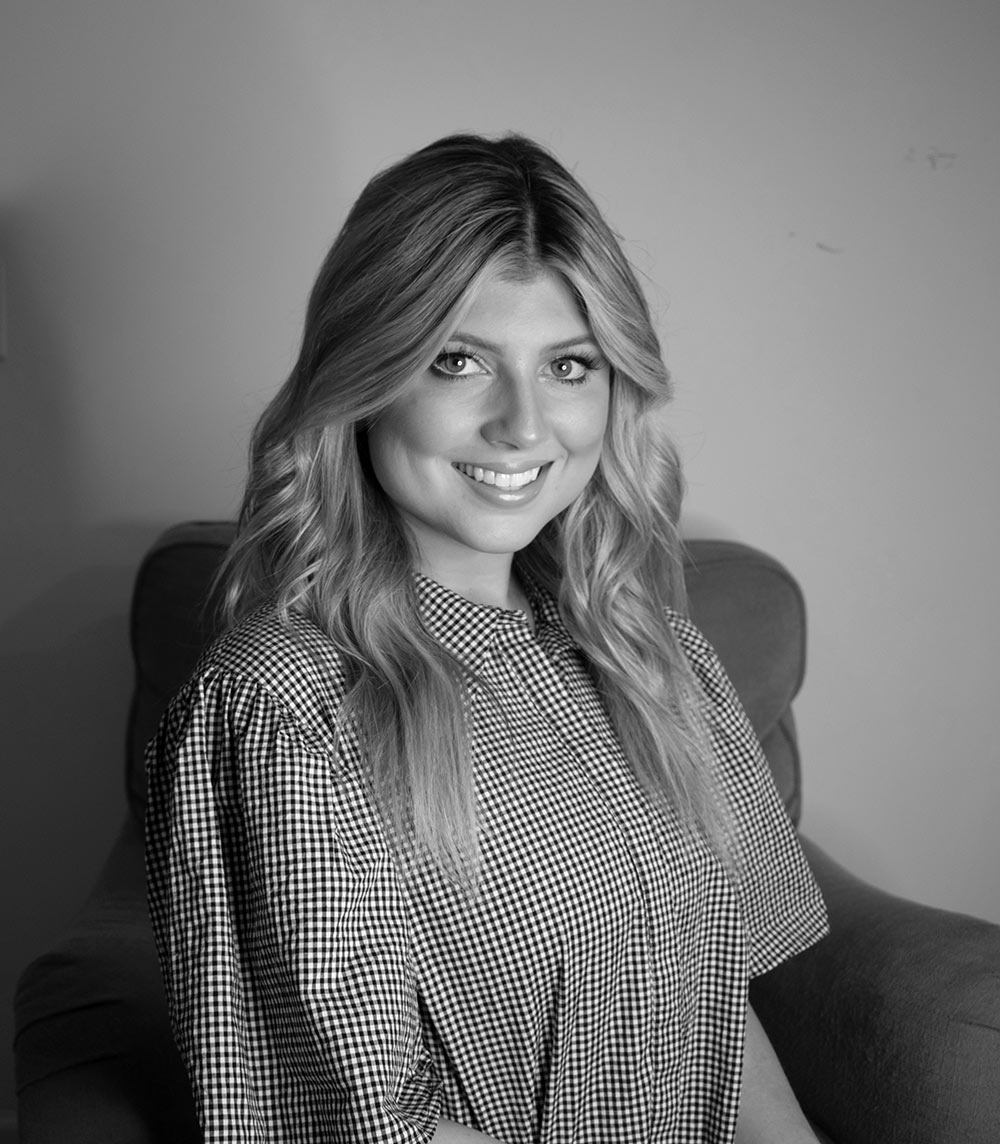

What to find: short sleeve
left=145, top=670, right=442, bottom=1142
left=668, top=613, right=829, bottom=977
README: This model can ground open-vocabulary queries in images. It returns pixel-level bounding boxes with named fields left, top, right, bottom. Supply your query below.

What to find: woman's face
left=367, top=269, right=611, bottom=584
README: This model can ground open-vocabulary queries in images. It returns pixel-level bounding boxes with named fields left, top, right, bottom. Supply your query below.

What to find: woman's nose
left=481, top=373, right=546, bottom=448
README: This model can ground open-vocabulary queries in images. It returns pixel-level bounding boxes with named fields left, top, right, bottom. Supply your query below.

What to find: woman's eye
left=548, top=357, right=590, bottom=383
left=432, top=351, right=485, bottom=377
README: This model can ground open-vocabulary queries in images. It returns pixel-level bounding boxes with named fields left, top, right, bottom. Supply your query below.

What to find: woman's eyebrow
left=448, top=331, right=600, bottom=355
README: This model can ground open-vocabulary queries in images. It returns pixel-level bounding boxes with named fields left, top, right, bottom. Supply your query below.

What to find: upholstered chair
left=14, top=522, right=1000, bottom=1142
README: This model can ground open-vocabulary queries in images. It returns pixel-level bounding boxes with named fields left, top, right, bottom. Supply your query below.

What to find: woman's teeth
left=456, top=463, right=542, bottom=489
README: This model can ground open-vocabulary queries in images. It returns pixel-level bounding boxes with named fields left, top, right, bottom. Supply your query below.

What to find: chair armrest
left=751, top=836, right=1000, bottom=1144
left=14, top=817, right=199, bottom=1144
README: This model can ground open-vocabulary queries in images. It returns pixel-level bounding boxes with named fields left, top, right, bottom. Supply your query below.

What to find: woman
left=146, top=133, right=828, bottom=1143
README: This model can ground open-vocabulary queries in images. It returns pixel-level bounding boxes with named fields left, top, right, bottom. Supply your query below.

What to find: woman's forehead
left=448, top=263, right=594, bottom=345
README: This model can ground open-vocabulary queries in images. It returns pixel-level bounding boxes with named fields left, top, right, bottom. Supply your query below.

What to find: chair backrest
left=682, top=538, right=806, bottom=822
left=126, top=523, right=806, bottom=822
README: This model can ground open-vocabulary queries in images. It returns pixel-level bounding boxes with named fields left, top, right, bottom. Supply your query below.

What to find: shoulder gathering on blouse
left=145, top=575, right=828, bottom=1144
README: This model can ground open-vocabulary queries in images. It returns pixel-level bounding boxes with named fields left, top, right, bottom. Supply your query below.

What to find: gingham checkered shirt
left=146, top=575, right=827, bottom=1143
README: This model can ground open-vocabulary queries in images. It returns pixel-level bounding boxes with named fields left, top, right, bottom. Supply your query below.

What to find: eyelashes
left=431, top=347, right=487, bottom=378
left=430, top=345, right=605, bottom=386
left=553, top=351, right=603, bottom=378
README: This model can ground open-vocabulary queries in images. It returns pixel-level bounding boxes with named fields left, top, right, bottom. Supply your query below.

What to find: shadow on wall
left=0, top=202, right=162, bottom=873
left=0, top=204, right=169, bottom=1108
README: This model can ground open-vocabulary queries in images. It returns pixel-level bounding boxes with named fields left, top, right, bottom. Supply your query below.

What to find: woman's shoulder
left=663, top=607, right=739, bottom=714
left=664, top=607, right=721, bottom=675
left=183, top=606, right=349, bottom=739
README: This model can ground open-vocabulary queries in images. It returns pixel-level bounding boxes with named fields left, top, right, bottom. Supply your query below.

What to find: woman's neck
left=415, top=551, right=530, bottom=618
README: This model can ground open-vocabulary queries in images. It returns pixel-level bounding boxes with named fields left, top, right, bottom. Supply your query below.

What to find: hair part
left=220, top=133, right=736, bottom=886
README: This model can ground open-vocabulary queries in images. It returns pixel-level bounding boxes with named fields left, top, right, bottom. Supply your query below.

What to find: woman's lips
left=452, top=461, right=552, bottom=503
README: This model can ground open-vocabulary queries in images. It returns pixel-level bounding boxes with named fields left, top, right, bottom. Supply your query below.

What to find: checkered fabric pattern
left=146, top=575, right=827, bottom=1143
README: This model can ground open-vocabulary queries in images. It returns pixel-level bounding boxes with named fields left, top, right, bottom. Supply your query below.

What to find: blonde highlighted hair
left=222, top=134, right=732, bottom=881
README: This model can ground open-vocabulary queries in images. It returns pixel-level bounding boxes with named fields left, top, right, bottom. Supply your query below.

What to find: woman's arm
left=432, top=1120, right=505, bottom=1143
left=736, top=1005, right=819, bottom=1143
left=145, top=669, right=445, bottom=1140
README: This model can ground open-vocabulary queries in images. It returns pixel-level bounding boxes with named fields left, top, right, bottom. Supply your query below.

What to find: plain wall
left=2, top=0, right=998, bottom=1115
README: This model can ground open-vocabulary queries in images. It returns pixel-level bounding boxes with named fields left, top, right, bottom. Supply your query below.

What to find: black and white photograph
left=3, top=2, right=998, bottom=1141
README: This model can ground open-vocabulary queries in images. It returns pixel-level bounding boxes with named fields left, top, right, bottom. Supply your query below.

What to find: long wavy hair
left=221, top=133, right=734, bottom=882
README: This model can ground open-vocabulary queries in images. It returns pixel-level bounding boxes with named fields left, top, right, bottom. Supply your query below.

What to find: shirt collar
left=414, top=572, right=572, bottom=672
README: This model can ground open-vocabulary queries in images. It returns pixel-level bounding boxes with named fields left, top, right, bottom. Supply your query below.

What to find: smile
left=455, top=463, right=544, bottom=490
